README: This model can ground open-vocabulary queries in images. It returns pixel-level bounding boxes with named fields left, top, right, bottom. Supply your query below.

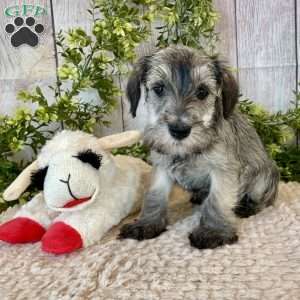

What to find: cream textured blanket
left=0, top=182, right=299, bottom=300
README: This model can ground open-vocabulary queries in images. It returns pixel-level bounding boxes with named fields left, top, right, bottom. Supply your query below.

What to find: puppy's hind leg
left=234, top=163, right=279, bottom=218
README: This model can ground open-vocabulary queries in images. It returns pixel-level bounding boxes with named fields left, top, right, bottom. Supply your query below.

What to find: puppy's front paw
left=189, top=227, right=238, bottom=249
left=118, top=220, right=166, bottom=241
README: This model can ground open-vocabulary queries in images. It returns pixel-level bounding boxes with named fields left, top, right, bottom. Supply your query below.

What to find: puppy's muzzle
left=168, top=122, right=191, bottom=140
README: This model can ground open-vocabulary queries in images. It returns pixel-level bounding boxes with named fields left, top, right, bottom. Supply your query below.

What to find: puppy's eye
left=196, top=84, right=209, bottom=100
left=153, top=84, right=164, bottom=97
left=74, top=150, right=102, bottom=169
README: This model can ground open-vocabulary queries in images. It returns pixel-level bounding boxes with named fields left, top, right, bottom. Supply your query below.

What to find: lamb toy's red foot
left=0, top=218, right=83, bottom=254
left=41, top=222, right=83, bottom=254
left=0, top=217, right=46, bottom=244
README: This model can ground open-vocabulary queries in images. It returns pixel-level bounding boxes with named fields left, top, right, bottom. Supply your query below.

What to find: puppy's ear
left=213, top=60, right=239, bottom=119
left=126, top=55, right=151, bottom=118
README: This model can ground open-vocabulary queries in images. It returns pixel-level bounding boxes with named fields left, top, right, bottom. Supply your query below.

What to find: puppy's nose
left=168, top=122, right=191, bottom=140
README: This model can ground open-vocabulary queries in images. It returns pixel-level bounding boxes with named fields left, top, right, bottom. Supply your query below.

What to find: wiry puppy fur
left=119, top=45, right=279, bottom=249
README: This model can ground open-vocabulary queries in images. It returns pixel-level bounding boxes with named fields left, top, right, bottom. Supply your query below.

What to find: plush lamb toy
left=0, top=130, right=150, bottom=254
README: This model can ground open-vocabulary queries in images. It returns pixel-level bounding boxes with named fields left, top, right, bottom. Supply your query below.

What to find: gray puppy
left=119, top=45, right=279, bottom=249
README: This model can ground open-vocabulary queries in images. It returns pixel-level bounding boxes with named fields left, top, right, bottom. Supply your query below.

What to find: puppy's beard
left=144, top=124, right=216, bottom=156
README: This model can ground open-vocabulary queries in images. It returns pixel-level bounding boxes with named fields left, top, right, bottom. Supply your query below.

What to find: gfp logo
left=5, top=4, right=47, bottom=17
left=4, top=4, right=47, bottom=48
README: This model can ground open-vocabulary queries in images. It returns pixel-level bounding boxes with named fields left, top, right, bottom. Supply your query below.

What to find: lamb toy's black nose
left=168, top=122, right=191, bottom=140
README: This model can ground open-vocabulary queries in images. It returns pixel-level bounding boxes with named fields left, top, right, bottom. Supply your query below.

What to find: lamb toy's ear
left=3, top=160, right=40, bottom=201
left=97, top=130, right=142, bottom=151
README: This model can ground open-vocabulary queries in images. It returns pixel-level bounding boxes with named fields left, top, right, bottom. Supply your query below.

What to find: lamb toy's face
left=3, top=130, right=142, bottom=208
left=33, top=148, right=115, bottom=212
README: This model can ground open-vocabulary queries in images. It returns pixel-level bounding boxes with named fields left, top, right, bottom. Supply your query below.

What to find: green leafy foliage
left=92, top=0, right=155, bottom=63
left=155, top=0, right=218, bottom=53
